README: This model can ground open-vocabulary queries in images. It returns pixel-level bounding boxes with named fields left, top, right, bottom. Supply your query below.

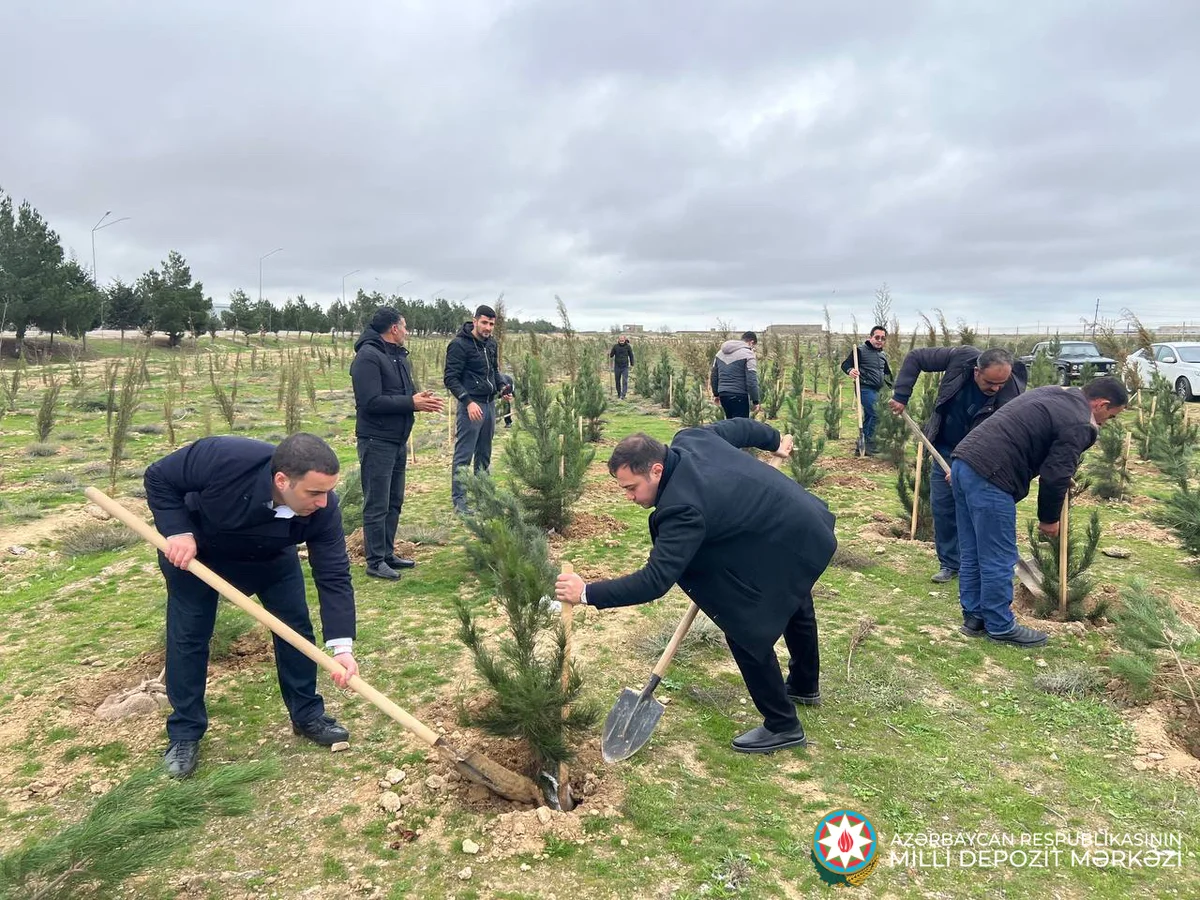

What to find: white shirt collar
left=269, top=502, right=296, bottom=519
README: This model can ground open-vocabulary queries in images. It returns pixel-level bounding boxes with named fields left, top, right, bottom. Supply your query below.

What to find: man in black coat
left=841, top=326, right=893, bottom=454
left=950, top=378, right=1127, bottom=647
left=554, top=419, right=837, bottom=754
left=889, top=346, right=1027, bottom=583
left=608, top=335, right=635, bottom=399
left=443, top=304, right=512, bottom=513
left=351, top=307, right=444, bottom=579
left=144, top=433, right=359, bottom=778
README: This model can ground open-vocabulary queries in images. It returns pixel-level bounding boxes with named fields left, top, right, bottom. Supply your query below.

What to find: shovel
left=601, top=602, right=700, bottom=762
left=85, top=486, right=543, bottom=805
left=851, top=346, right=866, bottom=457
left=899, top=410, right=951, bottom=476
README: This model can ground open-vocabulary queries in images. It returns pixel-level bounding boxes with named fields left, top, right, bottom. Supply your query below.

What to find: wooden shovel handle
left=1058, top=494, right=1070, bottom=615
left=851, top=346, right=865, bottom=429
left=900, top=410, right=952, bottom=476
left=651, top=603, right=701, bottom=678
left=560, top=562, right=574, bottom=690
left=84, top=486, right=442, bottom=748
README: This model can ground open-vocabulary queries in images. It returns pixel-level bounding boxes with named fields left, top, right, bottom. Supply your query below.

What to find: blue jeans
left=930, top=447, right=959, bottom=572
left=451, top=398, right=495, bottom=510
left=614, top=365, right=629, bottom=398
left=859, top=387, right=879, bottom=450
left=356, top=436, right=407, bottom=567
left=951, top=459, right=1018, bottom=633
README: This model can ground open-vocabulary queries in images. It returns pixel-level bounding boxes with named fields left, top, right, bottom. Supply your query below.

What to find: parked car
left=1128, top=342, right=1200, bottom=400
left=1018, top=341, right=1116, bottom=385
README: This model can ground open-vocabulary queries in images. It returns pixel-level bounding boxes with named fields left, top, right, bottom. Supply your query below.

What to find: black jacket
left=443, top=321, right=501, bottom=403
left=350, top=326, right=418, bottom=443
left=953, top=386, right=1097, bottom=524
left=144, top=437, right=355, bottom=641
left=841, top=342, right=892, bottom=390
left=891, top=346, right=1028, bottom=448
left=609, top=341, right=635, bottom=367
left=586, top=419, right=837, bottom=656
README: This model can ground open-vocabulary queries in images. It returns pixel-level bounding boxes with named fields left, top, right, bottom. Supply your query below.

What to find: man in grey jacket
left=951, top=378, right=1126, bottom=647
left=710, top=331, right=761, bottom=419
left=841, top=326, right=893, bottom=455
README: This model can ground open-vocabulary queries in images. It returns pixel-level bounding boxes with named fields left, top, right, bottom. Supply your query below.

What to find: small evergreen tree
left=781, top=394, right=824, bottom=487
left=651, top=349, right=673, bottom=408
left=35, top=379, right=63, bottom=442
left=1109, top=578, right=1200, bottom=704
left=823, top=363, right=842, bottom=440
left=1158, top=465, right=1200, bottom=559
left=897, top=446, right=934, bottom=540
left=1088, top=419, right=1131, bottom=500
left=633, top=353, right=652, bottom=398
left=505, top=355, right=594, bottom=532
left=1025, top=507, right=1106, bottom=621
left=456, top=471, right=599, bottom=806
left=870, top=389, right=908, bottom=467
left=757, top=358, right=786, bottom=420
left=573, top=350, right=607, bottom=442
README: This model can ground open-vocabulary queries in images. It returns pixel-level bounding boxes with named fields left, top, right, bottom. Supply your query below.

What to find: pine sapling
left=896, top=445, right=933, bottom=540
left=36, top=379, right=64, bottom=442
left=782, top=394, right=824, bottom=487
left=823, top=365, right=842, bottom=440
left=573, top=350, right=608, bottom=441
left=1025, top=508, right=1105, bottom=621
left=1088, top=420, right=1131, bottom=500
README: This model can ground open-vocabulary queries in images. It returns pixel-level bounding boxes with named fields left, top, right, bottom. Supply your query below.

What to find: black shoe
left=931, top=568, right=958, bottom=584
left=386, top=556, right=416, bottom=570
left=785, top=688, right=822, bottom=706
left=291, top=714, right=350, bottom=746
left=960, top=615, right=986, bottom=638
left=986, top=624, right=1048, bottom=647
left=366, top=561, right=401, bottom=580
left=731, top=723, right=808, bottom=754
left=163, top=739, right=199, bottom=779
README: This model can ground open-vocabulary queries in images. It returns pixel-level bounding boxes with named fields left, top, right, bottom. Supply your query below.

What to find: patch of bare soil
left=1124, top=701, right=1200, bottom=784
left=822, top=474, right=879, bottom=490
left=1104, top=519, right=1181, bottom=547
left=343, top=528, right=421, bottom=563
left=1014, top=582, right=1117, bottom=631
left=550, top=511, right=626, bottom=543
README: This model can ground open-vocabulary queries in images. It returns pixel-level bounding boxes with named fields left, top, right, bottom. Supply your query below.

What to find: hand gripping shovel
left=85, top=487, right=543, bottom=805
left=851, top=345, right=867, bottom=457
left=899, top=410, right=951, bottom=477
left=601, top=602, right=700, bottom=762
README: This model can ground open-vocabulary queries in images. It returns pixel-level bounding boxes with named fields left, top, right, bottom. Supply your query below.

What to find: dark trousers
left=451, top=398, right=495, bottom=510
left=929, top=448, right=959, bottom=572
left=356, top=436, right=407, bottom=567
left=951, top=459, right=1019, bottom=633
left=859, top=386, right=879, bottom=451
left=160, top=550, right=324, bottom=741
left=614, top=364, right=630, bottom=398
left=725, top=593, right=820, bottom=732
left=719, top=393, right=751, bottom=419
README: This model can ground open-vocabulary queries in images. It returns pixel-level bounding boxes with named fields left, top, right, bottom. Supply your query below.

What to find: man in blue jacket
left=555, top=419, right=837, bottom=754
left=889, top=346, right=1026, bottom=583
left=443, top=305, right=512, bottom=513
left=144, top=433, right=359, bottom=778
left=351, top=307, right=444, bottom=580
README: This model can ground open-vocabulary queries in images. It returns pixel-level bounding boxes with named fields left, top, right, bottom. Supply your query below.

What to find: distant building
left=763, top=323, right=824, bottom=335
left=621, top=324, right=645, bottom=333
left=1155, top=324, right=1200, bottom=337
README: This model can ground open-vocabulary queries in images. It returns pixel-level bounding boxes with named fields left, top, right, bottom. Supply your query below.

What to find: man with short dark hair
left=608, top=334, right=635, bottom=399
left=444, top=304, right=512, bottom=513
left=890, top=346, right=1027, bottom=583
left=710, top=330, right=761, bottom=419
left=144, top=433, right=359, bottom=778
left=351, top=307, right=444, bottom=580
left=951, top=377, right=1127, bottom=647
left=554, top=419, right=837, bottom=754
left=841, top=326, right=893, bottom=454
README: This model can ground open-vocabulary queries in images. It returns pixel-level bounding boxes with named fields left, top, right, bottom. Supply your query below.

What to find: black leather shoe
left=932, top=568, right=958, bottom=584
left=366, top=561, right=401, bottom=580
left=386, top=556, right=416, bottom=570
left=731, top=723, right=807, bottom=754
left=960, top=615, right=986, bottom=637
left=785, top=688, right=822, bottom=706
left=163, top=739, right=199, bottom=778
left=291, top=714, right=350, bottom=746
left=986, top=624, right=1048, bottom=647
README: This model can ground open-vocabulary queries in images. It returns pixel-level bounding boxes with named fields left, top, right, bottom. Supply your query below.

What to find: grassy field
left=1, top=334, right=1198, bottom=899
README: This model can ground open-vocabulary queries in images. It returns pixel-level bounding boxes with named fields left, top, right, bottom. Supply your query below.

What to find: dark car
left=1018, top=341, right=1116, bottom=385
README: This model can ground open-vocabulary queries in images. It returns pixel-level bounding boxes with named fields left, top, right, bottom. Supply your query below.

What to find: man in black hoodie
left=608, top=334, right=635, bottom=399
left=351, top=307, right=444, bottom=579
left=444, top=304, right=511, bottom=513
left=841, top=326, right=893, bottom=454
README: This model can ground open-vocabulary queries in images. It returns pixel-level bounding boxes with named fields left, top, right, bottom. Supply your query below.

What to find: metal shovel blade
left=601, top=685, right=665, bottom=763
left=1015, top=557, right=1047, bottom=600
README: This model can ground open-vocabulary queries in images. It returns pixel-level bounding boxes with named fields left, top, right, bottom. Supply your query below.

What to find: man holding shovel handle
left=555, top=418, right=837, bottom=755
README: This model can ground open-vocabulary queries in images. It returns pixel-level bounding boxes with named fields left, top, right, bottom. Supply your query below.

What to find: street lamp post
left=258, top=247, right=283, bottom=304
left=91, top=211, right=131, bottom=330
left=342, top=269, right=361, bottom=306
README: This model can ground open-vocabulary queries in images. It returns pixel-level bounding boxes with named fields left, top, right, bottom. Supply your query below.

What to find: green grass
left=0, top=336, right=1198, bottom=897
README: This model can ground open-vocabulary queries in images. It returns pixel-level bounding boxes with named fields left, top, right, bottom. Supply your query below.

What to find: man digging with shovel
left=554, top=419, right=837, bottom=754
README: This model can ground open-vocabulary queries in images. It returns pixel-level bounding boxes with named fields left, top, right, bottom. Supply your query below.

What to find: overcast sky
left=2, top=1, right=1197, bottom=333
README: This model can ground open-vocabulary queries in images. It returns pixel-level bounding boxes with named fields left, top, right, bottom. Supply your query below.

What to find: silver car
left=1129, top=342, right=1200, bottom=400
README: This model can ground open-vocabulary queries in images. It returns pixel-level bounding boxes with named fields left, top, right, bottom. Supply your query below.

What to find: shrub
left=60, top=523, right=142, bottom=556
left=26, top=443, right=59, bottom=458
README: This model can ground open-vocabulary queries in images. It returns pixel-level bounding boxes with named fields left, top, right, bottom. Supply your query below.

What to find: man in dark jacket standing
left=841, top=326, right=893, bottom=454
left=609, top=334, right=635, bottom=399
left=144, top=433, right=359, bottom=778
left=710, top=331, right=761, bottom=419
left=951, top=378, right=1127, bottom=647
left=555, top=419, right=837, bottom=754
left=444, top=304, right=511, bottom=513
left=351, top=307, right=444, bottom=579
left=889, top=346, right=1027, bottom=583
